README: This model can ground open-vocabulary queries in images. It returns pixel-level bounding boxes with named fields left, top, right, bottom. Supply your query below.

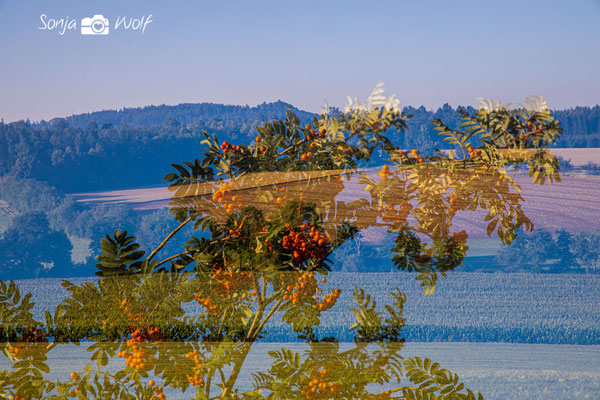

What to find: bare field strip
left=74, top=169, right=600, bottom=237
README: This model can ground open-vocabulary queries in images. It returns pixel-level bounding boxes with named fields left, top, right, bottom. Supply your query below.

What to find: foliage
left=0, top=86, right=567, bottom=399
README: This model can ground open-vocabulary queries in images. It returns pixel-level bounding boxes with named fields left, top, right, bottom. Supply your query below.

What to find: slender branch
left=218, top=368, right=226, bottom=389
left=217, top=308, right=229, bottom=337
left=154, top=251, right=190, bottom=268
left=261, top=276, right=267, bottom=300
left=221, top=343, right=252, bottom=398
left=245, top=303, right=264, bottom=341
left=145, top=217, right=192, bottom=262
left=274, top=137, right=308, bottom=159
left=249, top=298, right=283, bottom=342
left=205, top=368, right=212, bottom=399
left=251, top=270, right=262, bottom=305
left=263, top=287, right=284, bottom=306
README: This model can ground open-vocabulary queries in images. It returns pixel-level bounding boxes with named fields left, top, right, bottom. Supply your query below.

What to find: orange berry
left=255, top=136, right=261, bottom=142
left=149, top=379, right=155, bottom=386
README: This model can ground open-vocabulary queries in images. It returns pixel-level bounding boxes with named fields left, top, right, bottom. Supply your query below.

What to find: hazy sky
left=1, top=0, right=599, bottom=122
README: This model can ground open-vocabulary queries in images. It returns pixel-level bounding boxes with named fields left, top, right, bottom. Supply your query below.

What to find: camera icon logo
left=81, top=15, right=109, bottom=35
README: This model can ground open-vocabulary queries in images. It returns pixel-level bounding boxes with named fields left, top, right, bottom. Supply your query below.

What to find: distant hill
left=40, top=100, right=317, bottom=131
left=2, top=101, right=600, bottom=192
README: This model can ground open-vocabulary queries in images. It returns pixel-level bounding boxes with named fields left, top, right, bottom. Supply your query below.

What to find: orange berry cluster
left=467, top=145, right=481, bottom=158
left=195, top=269, right=255, bottom=314
left=118, top=343, right=146, bottom=370
left=448, top=192, right=457, bottom=205
left=314, top=288, right=341, bottom=311
left=300, top=365, right=341, bottom=398
left=391, top=149, right=423, bottom=163
left=298, top=125, right=328, bottom=161
left=68, top=371, right=80, bottom=397
left=281, top=271, right=318, bottom=305
left=254, top=135, right=267, bottom=151
left=279, top=272, right=341, bottom=310
left=378, top=164, right=391, bottom=180
left=119, top=299, right=149, bottom=324
left=220, top=141, right=241, bottom=153
left=525, top=121, right=542, bottom=134
left=273, top=186, right=293, bottom=206
left=152, top=384, right=166, bottom=400
left=194, top=294, right=218, bottom=315
left=6, top=344, right=22, bottom=360
left=185, top=350, right=206, bottom=387
left=120, top=299, right=140, bottom=322
left=281, top=223, right=330, bottom=264
left=275, top=195, right=290, bottom=205
left=228, top=215, right=248, bottom=237
left=211, top=182, right=242, bottom=214
left=305, top=124, right=327, bottom=139
left=211, top=269, right=254, bottom=298
left=117, top=327, right=161, bottom=370
left=6, top=342, right=49, bottom=363
left=335, top=144, right=353, bottom=154
left=300, top=151, right=314, bottom=161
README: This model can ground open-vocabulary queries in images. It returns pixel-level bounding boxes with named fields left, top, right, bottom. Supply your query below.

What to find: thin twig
left=249, top=298, right=283, bottom=342
left=145, top=217, right=192, bottom=262
left=154, top=251, right=190, bottom=268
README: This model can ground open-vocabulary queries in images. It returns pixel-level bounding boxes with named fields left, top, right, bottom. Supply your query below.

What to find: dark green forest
left=1, top=101, right=599, bottom=278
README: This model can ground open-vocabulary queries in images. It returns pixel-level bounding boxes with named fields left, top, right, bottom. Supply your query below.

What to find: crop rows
left=11, top=272, right=600, bottom=345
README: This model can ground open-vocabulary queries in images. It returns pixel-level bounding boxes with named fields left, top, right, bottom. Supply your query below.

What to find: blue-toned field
left=0, top=341, right=597, bottom=400
left=10, top=272, right=600, bottom=399
left=15, top=272, right=600, bottom=344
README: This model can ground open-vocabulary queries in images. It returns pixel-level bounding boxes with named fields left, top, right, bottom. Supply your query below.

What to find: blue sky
left=0, top=0, right=599, bottom=122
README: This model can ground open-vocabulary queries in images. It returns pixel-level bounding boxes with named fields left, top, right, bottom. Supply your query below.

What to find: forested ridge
left=2, top=102, right=599, bottom=192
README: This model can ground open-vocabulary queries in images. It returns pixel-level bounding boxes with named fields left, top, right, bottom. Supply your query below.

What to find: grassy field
left=11, top=271, right=600, bottom=344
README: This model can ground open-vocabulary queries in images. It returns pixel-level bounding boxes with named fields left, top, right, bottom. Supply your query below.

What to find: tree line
left=2, top=102, right=599, bottom=192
